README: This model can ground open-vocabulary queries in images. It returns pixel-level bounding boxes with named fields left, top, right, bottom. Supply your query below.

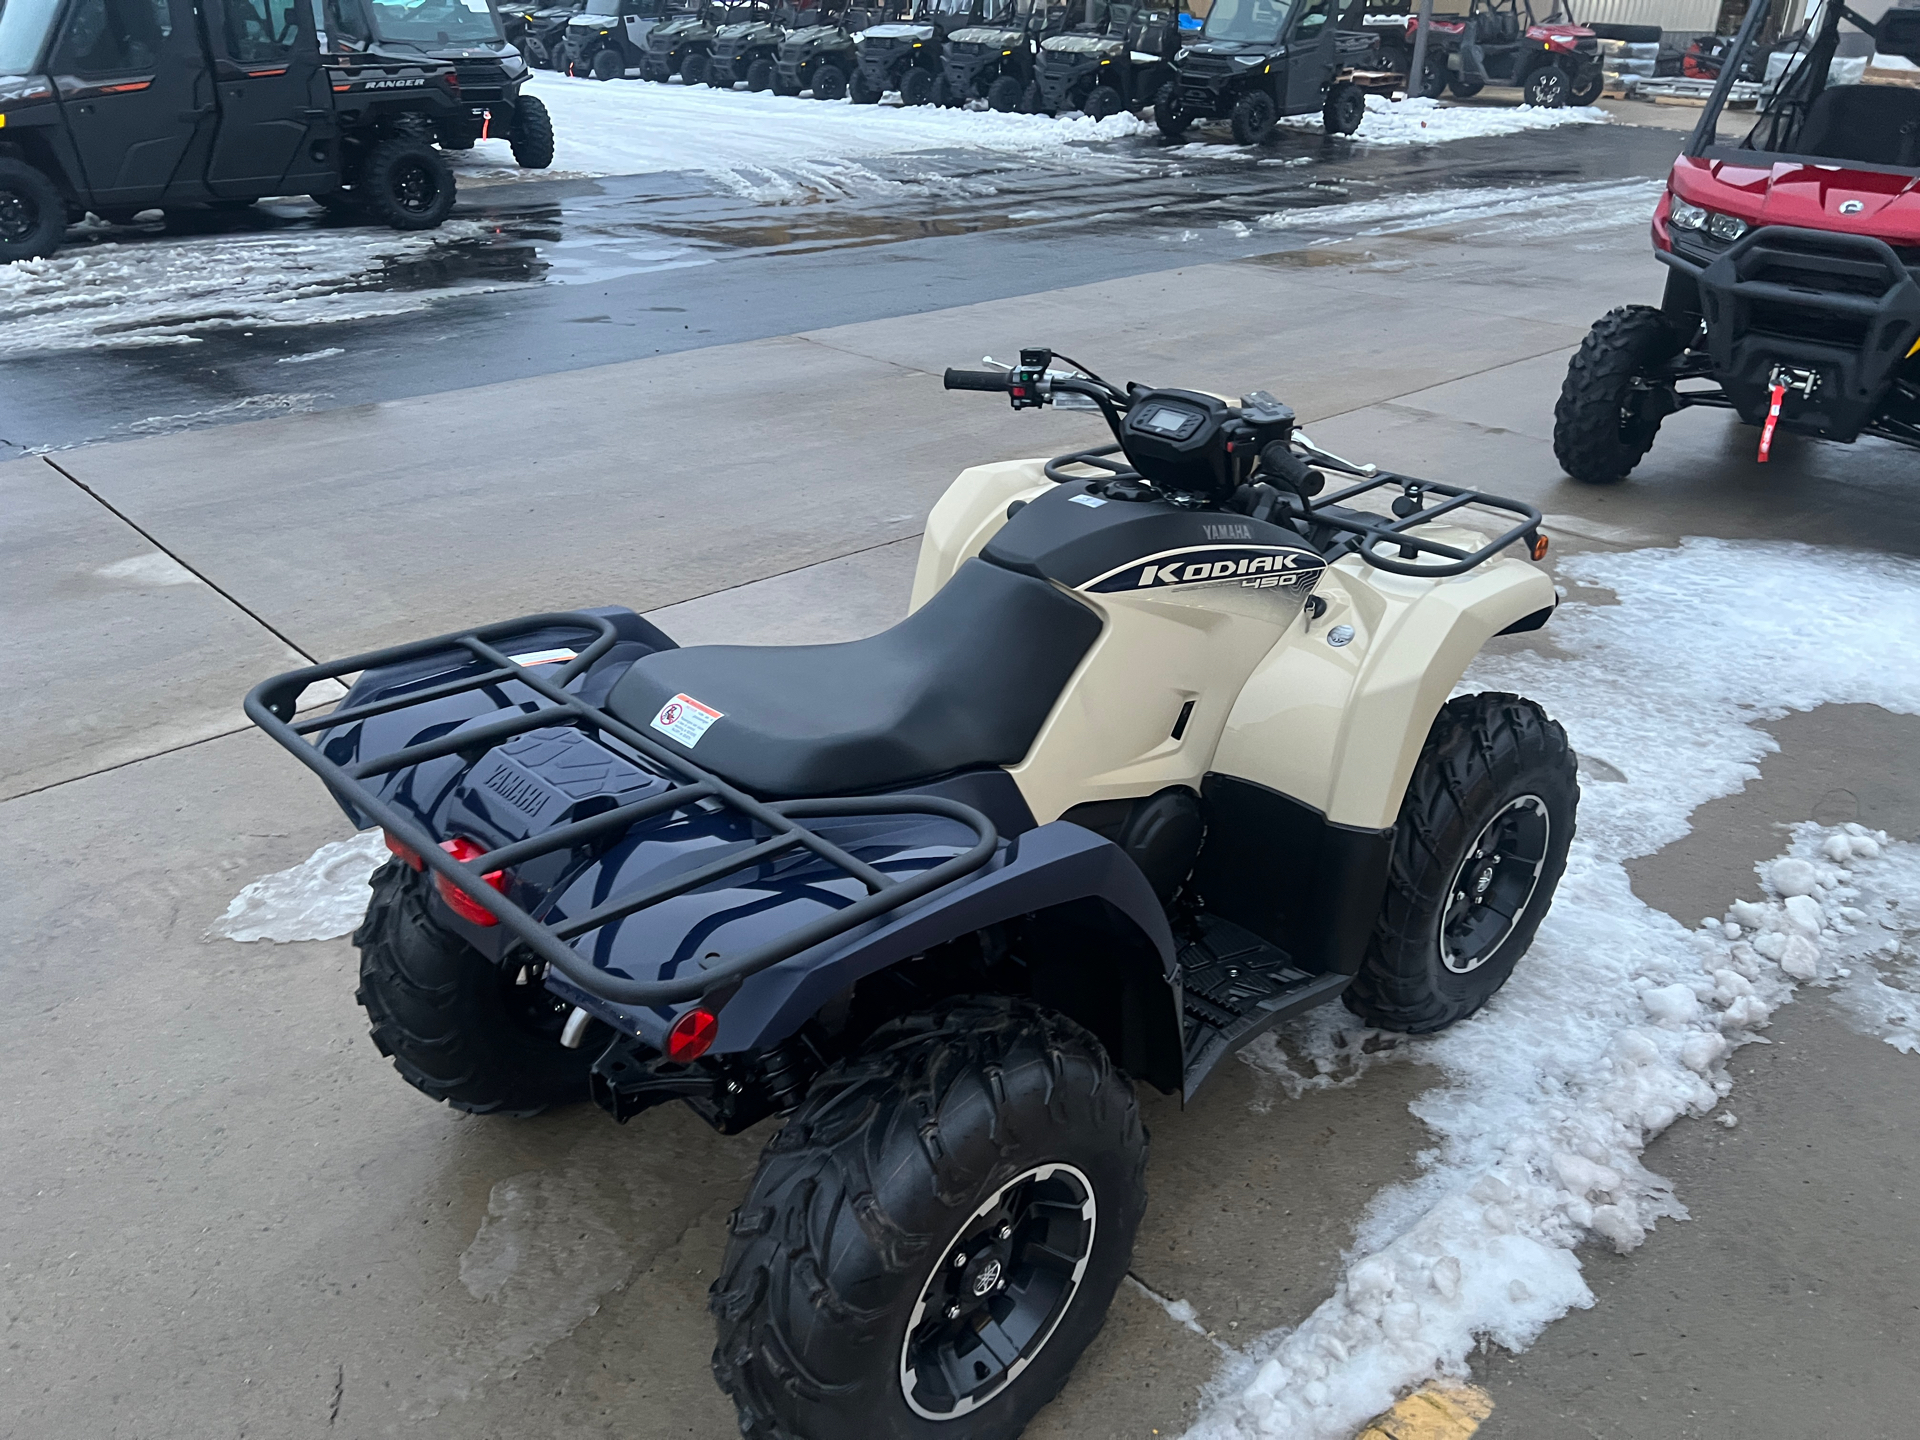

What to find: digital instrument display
left=1135, top=404, right=1200, bottom=438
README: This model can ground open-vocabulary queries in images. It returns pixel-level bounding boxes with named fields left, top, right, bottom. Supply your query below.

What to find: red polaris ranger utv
left=1554, top=0, right=1920, bottom=482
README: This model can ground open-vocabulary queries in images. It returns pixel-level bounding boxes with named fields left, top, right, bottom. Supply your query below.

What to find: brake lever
left=1292, top=430, right=1378, bottom=477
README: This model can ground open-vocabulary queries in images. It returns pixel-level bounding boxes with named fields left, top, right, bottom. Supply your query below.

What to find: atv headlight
left=1669, top=198, right=1707, bottom=230
left=1707, top=212, right=1748, bottom=242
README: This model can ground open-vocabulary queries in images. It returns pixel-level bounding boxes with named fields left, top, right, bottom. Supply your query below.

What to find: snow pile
left=450, top=71, right=1153, bottom=184
left=209, top=829, right=388, bottom=943
left=1187, top=537, right=1920, bottom=1440
left=0, top=220, right=494, bottom=354
left=1282, top=93, right=1609, bottom=146
left=1253, top=177, right=1662, bottom=239
left=1819, top=835, right=1920, bottom=1053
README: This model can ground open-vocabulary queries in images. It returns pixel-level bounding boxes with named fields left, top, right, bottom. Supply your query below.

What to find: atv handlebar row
left=245, top=616, right=999, bottom=1016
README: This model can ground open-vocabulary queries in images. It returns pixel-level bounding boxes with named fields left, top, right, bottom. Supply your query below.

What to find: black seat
left=1797, top=84, right=1920, bottom=168
left=607, top=558, right=1104, bottom=798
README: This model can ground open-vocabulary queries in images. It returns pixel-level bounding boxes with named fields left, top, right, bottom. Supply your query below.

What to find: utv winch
left=1157, top=0, right=1384, bottom=142
left=1030, top=1, right=1182, bottom=118
left=1554, top=0, right=1920, bottom=482
left=250, top=344, right=1576, bottom=1439
left=0, top=0, right=555, bottom=259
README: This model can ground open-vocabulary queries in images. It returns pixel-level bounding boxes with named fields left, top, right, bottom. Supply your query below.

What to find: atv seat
left=606, top=558, right=1103, bottom=797
left=1797, top=84, right=1920, bottom=168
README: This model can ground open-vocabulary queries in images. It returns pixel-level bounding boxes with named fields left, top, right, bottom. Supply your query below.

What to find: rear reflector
left=666, top=1007, right=719, bottom=1063
left=435, top=837, right=508, bottom=926
left=382, top=829, right=424, bottom=871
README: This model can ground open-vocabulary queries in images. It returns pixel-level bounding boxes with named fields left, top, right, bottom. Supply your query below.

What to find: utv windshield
left=1714, top=0, right=1920, bottom=171
left=1201, top=0, right=1294, bottom=43
left=0, top=0, right=61, bottom=72
left=366, top=0, right=505, bottom=44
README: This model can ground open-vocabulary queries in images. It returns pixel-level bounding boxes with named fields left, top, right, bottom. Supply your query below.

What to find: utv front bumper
left=1172, top=58, right=1251, bottom=118
left=1664, top=224, right=1920, bottom=443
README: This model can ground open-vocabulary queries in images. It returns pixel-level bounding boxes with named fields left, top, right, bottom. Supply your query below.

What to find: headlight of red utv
left=1670, top=196, right=1748, bottom=242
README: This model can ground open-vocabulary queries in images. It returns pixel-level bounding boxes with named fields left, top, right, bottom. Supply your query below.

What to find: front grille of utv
left=454, top=60, right=510, bottom=101
left=1182, top=55, right=1231, bottom=76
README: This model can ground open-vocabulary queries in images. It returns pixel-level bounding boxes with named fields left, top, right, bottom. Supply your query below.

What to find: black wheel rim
left=1533, top=70, right=1565, bottom=105
left=1437, top=794, right=1550, bottom=974
left=900, top=1163, right=1096, bottom=1421
left=0, top=187, right=38, bottom=244
left=392, top=161, right=439, bottom=215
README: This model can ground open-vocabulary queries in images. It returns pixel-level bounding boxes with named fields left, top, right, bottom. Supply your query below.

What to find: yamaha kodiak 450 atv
left=1158, top=0, right=1379, bottom=142
left=0, top=0, right=490, bottom=258
left=250, top=346, right=1578, bottom=1439
left=1554, top=0, right=1920, bottom=482
left=1031, top=1, right=1182, bottom=117
left=852, top=0, right=991, bottom=103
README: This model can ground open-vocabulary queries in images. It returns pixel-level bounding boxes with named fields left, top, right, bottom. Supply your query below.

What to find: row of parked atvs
left=514, top=0, right=1404, bottom=139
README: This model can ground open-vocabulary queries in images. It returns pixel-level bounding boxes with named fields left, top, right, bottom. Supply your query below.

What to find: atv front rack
left=1044, top=445, right=1544, bottom=579
left=245, top=613, right=998, bottom=1013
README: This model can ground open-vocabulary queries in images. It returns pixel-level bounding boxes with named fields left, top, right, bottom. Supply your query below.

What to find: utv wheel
left=849, top=68, right=882, bottom=103
left=815, top=62, right=852, bottom=100
left=1323, top=78, right=1365, bottom=134
left=591, top=46, right=621, bottom=80
left=1567, top=65, right=1604, bottom=105
left=1343, top=693, right=1577, bottom=1034
left=1447, top=78, right=1483, bottom=98
left=711, top=997, right=1146, bottom=1440
left=987, top=73, right=1024, bottom=111
left=1419, top=53, right=1449, bottom=98
left=1084, top=82, right=1122, bottom=118
left=1552, top=304, right=1683, bottom=483
left=1229, top=88, right=1277, bottom=145
left=746, top=57, right=775, bottom=90
left=1153, top=89, right=1189, bottom=137
left=682, top=51, right=709, bottom=85
left=509, top=93, right=555, bottom=169
left=360, top=139, right=456, bottom=230
left=353, top=862, right=605, bottom=1114
left=1523, top=64, right=1568, bottom=107
left=0, top=159, right=64, bottom=262
left=900, top=65, right=936, bottom=105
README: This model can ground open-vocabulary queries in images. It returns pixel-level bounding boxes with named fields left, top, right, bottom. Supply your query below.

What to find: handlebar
left=943, top=368, right=1013, bottom=392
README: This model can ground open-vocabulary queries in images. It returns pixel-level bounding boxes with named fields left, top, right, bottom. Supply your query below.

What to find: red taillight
left=434, top=837, right=507, bottom=926
left=666, top=1007, right=719, bottom=1063
left=383, top=829, right=424, bottom=871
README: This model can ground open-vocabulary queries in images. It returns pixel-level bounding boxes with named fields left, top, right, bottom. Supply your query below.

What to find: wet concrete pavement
left=4, top=114, right=1919, bottom=1440
left=0, top=123, right=1684, bottom=457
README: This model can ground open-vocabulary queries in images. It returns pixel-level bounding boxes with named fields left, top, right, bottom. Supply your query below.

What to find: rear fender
left=544, top=819, right=1183, bottom=1088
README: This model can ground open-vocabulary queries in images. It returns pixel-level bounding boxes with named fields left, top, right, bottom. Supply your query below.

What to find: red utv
left=1367, top=0, right=1602, bottom=106
left=1554, top=0, right=1920, bottom=482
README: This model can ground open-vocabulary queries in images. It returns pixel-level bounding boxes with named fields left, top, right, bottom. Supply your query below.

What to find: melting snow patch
left=1254, top=178, right=1662, bottom=240
left=1128, top=1275, right=1217, bottom=1341
left=276, top=346, right=346, bottom=365
left=0, top=220, right=495, bottom=356
left=209, top=829, right=387, bottom=943
left=1279, top=93, right=1607, bottom=146
left=95, top=552, right=202, bottom=586
left=1188, top=537, right=1920, bottom=1440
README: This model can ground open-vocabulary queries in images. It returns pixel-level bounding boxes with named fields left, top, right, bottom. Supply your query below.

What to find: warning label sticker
left=650, top=693, right=724, bottom=748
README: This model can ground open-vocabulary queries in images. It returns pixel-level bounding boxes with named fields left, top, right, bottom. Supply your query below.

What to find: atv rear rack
left=245, top=613, right=998, bottom=1014
left=1044, top=445, right=1545, bottom=579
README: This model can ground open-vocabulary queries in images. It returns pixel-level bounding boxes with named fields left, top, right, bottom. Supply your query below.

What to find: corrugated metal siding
left=1577, top=0, right=1723, bottom=32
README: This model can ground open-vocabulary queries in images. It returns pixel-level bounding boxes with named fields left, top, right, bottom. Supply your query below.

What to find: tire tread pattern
left=1551, top=304, right=1682, bottom=484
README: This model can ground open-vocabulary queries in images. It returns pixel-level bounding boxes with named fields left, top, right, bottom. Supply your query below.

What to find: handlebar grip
left=944, top=368, right=1013, bottom=392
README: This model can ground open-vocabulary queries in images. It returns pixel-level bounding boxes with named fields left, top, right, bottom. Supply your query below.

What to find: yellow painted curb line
left=1355, top=1383, right=1495, bottom=1440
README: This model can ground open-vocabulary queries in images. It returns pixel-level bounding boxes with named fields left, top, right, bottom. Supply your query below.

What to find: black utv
left=562, top=0, right=672, bottom=77
left=938, top=0, right=1057, bottom=109
left=1157, top=0, right=1375, bottom=142
left=642, top=0, right=719, bottom=80
left=851, top=0, right=990, bottom=104
left=1032, top=1, right=1181, bottom=117
left=0, top=0, right=511, bottom=261
left=774, top=0, right=892, bottom=97
left=706, top=0, right=794, bottom=86
left=507, top=0, right=590, bottom=66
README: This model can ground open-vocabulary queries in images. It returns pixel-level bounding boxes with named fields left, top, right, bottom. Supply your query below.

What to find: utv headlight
left=1231, top=52, right=1262, bottom=65
left=1707, top=212, right=1748, bottom=242
left=1669, top=198, right=1707, bottom=230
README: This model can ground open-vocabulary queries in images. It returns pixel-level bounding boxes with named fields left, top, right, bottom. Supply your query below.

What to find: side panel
left=908, top=458, right=1050, bottom=611
left=1214, top=548, right=1557, bottom=830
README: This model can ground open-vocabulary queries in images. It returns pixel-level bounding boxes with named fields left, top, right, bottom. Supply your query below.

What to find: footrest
left=1179, top=914, right=1350, bottom=1098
